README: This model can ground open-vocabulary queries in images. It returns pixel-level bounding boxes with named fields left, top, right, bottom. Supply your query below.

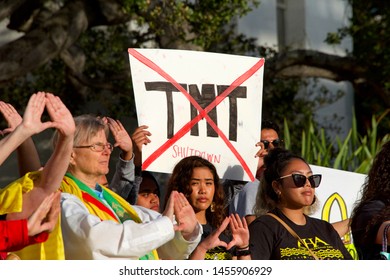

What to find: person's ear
left=272, top=180, right=281, bottom=196
left=69, top=151, right=76, bottom=165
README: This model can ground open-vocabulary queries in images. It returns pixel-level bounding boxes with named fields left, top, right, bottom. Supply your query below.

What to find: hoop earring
left=210, top=202, right=215, bottom=212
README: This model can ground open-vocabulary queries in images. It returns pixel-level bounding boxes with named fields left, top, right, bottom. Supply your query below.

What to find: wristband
left=234, top=248, right=251, bottom=257
left=236, top=245, right=249, bottom=250
left=234, top=246, right=251, bottom=257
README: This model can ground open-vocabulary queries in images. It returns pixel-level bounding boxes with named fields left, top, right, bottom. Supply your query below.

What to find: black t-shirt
left=351, top=200, right=388, bottom=260
left=201, top=224, right=234, bottom=260
left=249, top=208, right=352, bottom=260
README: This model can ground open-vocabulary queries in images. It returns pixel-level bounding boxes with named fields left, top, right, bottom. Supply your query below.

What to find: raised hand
left=19, top=92, right=55, bottom=136
left=188, top=217, right=230, bottom=260
left=0, top=99, right=42, bottom=174
left=106, top=117, right=133, bottom=160
left=131, top=125, right=151, bottom=167
left=255, top=140, right=267, bottom=164
left=202, top=217, right=230, bottom=249
left=27, top=191, right=61, bottom=236
left=131, top=125, right=151, bottom=152
left=162, top=190, right=175, bottom=223
left=173, top=192, right=198, bottom=240
left=0, top=93, right=49, bottom=168
left=0, top=101, right=22, bottom=135
left=226, top=213, right=249, bottom=250
left=45, top=92, right=75, bottom=137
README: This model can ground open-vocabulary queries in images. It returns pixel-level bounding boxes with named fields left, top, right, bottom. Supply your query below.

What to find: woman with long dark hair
left=350, top=141, right=390, bottom=259
left=165, top=156, right=250, bottom=260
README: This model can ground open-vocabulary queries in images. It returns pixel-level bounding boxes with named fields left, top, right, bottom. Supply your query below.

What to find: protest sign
left=310, top=164, right=364, bottom=222
left=129, top=48, right=265, bottom=181
left=310, top=164, right=365, bottom=259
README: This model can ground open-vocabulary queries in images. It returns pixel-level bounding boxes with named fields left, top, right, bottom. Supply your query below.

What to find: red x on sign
left=129, top=49, right=265, bottom=181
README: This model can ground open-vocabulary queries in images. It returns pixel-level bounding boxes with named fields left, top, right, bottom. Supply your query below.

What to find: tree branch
left=266, top=49, right=366, bottom=83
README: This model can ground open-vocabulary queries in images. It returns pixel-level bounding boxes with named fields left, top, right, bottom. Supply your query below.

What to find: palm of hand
left=48, top=107, right=75, bottom=136
left=114, top=130, right=133, bottom=152
left=175, top=204, right=197, bottom=235
left=228, top=228, right=249, bottom=249
left=202, top=231, right=228, bottom=250
left=0, top=102, right=22, bottom=131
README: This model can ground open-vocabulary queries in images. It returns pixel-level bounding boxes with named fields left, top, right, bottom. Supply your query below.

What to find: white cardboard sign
left=310, top=164, right=365, bottom=222
left=128, top=48, right=265, bottom=181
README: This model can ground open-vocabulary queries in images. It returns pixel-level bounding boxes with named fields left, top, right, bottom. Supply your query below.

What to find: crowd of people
left=0, top=92, right=388, bottom=260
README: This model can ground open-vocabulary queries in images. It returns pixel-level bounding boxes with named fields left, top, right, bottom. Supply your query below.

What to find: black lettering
left=145, top=81, right=188, bottom=138
left=188, top=84, right=218, bottom=137
left=144, top=81, right=247, bottom=141
left=217, top=85, right=247, bottom=141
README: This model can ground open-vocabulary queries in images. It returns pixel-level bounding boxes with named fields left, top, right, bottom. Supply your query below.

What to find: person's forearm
left=109, top=155, right=136, bottom=199
left=0, top=126, right=31, bottom=165
left=133, top=149, right=142, bottom=167
left=6, top=135, right=74, bottom=220
left=16, top=138, right=41, bottom=176
left=40, top=135, right=73, bottom=194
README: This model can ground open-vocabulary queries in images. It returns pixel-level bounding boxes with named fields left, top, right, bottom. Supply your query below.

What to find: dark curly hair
left=262, top=119, right=280, bottom=135
left=165, top=156, right=225, bottom=228
left=350, top=141, right=390, bottom=240
left=254, top=147, right=318, bottom=215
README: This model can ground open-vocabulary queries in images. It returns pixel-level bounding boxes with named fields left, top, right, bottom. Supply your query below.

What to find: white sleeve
left=60, top=193, right=175, bottom=260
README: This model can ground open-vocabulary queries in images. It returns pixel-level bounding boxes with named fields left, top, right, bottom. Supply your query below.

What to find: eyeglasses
left=277, top=173, right=322, bottom=188
left=261, top=139, right=283, bottom=149
left=74, top=143, right=114, bottom=152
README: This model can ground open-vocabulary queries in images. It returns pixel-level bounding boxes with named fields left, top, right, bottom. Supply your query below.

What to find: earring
left=275, top=191, right=282, bottom=202
left=210, top=202, right=215, bottom=212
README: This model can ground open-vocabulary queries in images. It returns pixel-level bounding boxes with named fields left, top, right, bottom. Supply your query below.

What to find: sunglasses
left=261, top=139, right=283, bottom=149
left=277, top=174, right=322, bottom=188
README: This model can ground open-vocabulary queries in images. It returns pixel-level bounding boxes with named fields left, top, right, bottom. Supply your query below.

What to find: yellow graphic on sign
left=321, top=192, right=358, bottom=260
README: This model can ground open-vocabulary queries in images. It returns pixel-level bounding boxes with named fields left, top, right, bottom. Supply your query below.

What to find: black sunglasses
left=277, top=174, right=322, bottom=188
left=261, top=139, right=283, bottom=149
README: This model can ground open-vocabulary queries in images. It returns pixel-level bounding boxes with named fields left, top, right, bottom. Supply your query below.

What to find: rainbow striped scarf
left=61, top=173, right=159, bottom=260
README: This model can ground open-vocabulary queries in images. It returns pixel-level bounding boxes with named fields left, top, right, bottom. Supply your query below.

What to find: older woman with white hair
left=56, top=114, right=201, bottom=260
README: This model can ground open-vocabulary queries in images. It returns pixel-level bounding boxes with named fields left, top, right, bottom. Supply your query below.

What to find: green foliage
left=0, top=23, right=144, bottom=118
left=325, top=0, right=390, bottom=138
left=121, top=0, right=260, bottom=50
left=0, top=0, right=373, bottom=143
left=1, top=0, right=264, bottom=120
left=284, top=109, right=390, bottom=174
